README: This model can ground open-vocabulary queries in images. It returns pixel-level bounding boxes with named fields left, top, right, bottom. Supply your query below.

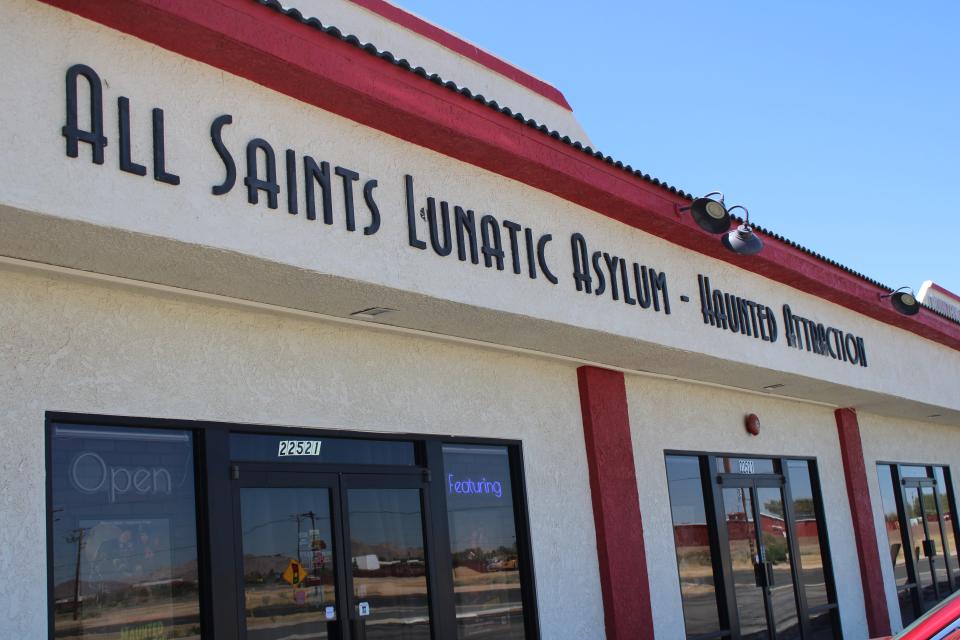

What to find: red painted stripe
left=577, top=366, right=654, bottom=640
left=37, top=0, right=960, bottom=354
left=835, top=408, right=892, bottom=637
left=347, top=0, right=572, bottom=110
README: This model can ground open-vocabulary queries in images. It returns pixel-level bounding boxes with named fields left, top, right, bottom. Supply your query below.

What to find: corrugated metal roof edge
left=258, top=0, right=959, bottom=328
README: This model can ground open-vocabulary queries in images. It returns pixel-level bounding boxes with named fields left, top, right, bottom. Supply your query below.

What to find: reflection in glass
left=50, top=424, right=203, bottom=639
left=665, top=456, right=721, bottom=637
left=756, top=486, right=800, bottom=639
left=935, top=468, right=959, bottom=588
left=898, top=588, right=918, bottom=627
left=880, top=463, right=960, bottom=625
left=877, top=465, right=909, bottom=593
left=443, top=445, right=524, bottom=639
left=808, top=610, right=839, bottom=639
left=347, top=489, right=430, bottom=640
left=905, top=486, right=939, bottom=609
left=239, top=488, right=337, bottom=640
left=786, top=460, right=830, bottom=612
left=923, top=486, right=951, bottom=598
left=723, top=487, right=769, bottom=640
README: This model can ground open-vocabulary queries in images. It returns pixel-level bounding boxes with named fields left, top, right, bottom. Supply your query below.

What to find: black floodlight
left=679, top=192, right=731, bottom=234
left=880, top=287, right=920, bottom=316
left=722, top=205, right=764, bottom=255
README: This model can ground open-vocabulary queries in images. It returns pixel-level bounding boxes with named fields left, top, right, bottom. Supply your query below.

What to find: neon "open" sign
left=69, top=451, right=173, bottom=504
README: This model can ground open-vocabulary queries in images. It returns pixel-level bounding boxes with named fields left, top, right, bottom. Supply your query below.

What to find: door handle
left=923, top=539, right=937, bottom=558
left=753, top=557, right=765, bottom=588
left=752, top=558, right=775, bottom=589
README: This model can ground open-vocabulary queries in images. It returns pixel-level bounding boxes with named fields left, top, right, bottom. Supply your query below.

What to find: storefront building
left=2, top=1, right=960, bottom=639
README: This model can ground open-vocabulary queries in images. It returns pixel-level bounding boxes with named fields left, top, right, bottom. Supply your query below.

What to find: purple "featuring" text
left=448, top=474, right=503, bottom=498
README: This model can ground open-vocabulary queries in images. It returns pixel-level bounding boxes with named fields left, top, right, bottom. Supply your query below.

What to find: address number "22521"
left=278, top=440, right=322, bottom=457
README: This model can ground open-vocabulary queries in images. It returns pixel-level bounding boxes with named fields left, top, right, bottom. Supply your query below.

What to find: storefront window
left=935, top=467, right=959, bottom=587
left=442, top=444, right=525, bottom=639
left=665, top=455, right=722, bottom=637
left=49, top=424, right=203, bottom=639
left=877, top=461, right=915, bottom=629
left=877, top=462, right=960, bottom=627
left=239, top=488, right=338, bottom=638
left=665, top=453, right=840, bottom=639
left=785, top=460, right=831, bottom=611
left=48, top=421, right=539, bottom=639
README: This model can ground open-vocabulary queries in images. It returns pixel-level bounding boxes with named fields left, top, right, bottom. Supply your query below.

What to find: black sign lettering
left=60, top=63, right=872, bottom=373
left=63, top=64, right=108, bottom=164
left=362, top=179, right=381, bottom=236
left=334, top=166, right=360, bottom=231
left=151, top=108, right=180, bottom=185
left=427, top=197, right=452, bottom=256
left=244, top=138, right=278, bottom=208
left=210, top=114, right=236, bottom=195
left=306, top=157, right=334, bottom=224
left=117, top=97, right=147, bottom=176
left=571, top=233, right=592, bottom=293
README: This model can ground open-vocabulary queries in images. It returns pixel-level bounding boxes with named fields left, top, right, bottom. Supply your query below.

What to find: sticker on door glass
left=277, top=440, right=322, bottom=457
left=325, top=606, right=336, bottom=620
left=358, top=602, right=371, bottom=617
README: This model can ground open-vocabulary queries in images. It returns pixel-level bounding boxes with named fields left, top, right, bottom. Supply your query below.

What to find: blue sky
left=397, top=1, right=960, bottom=296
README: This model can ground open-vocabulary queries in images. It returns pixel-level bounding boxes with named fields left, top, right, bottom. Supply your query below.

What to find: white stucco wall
left=1, top=0, right=957, bottom=423
left=625, top=376, right=869, bottom=640
left=0, top=265, right=603, bottom=638
left=860, top=412, right=960, bottom=633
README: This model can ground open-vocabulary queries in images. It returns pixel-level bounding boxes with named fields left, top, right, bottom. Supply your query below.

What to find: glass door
left=901, top=476, right=956, bottom=613
left=722, top=485, right=770, bottom=640
left=719, top=477, right=802, bottom=640
left=342, top=475, right=432, bottom=640
left=235, top=470, right=346, bottom=640
left=755, top=486, right=801, bottom=640
left=234, top=469, right=433, bottom=640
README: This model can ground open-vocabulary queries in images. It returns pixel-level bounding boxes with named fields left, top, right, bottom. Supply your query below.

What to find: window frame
left=664, top=450, right=843, bottom=640
left=45, top=418, right=207, bottom=640
left=45, top=412, right=541, bottom=640
left=876, top=461, right=960, bottom=627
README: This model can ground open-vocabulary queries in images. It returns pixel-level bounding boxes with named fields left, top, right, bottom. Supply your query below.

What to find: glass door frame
left=229, top=462, right=434, bottom=640
left=340, top=472, right=436, bottom=640
left=715, top=472, right=805, bottom=640
left=45, top=412, right=543, bottom=640
left=887, top=463, right=960, bottom=618
left=231, top=466, right=349, bottom=640
left=668, top=451, right=843, bottom=640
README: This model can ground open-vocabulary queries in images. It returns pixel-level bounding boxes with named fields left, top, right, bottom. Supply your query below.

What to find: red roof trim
left=38, top=0, right=960, bottom=352
left=347, top=0, right=572, bottom=110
